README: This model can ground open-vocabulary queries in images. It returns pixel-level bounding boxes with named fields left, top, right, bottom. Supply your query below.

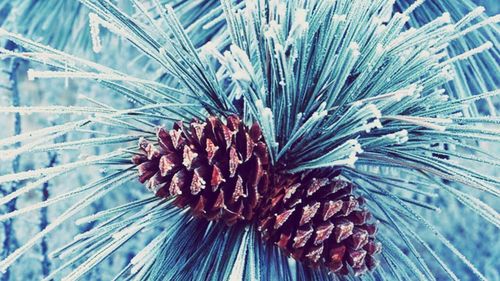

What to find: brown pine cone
left=132, top=115, right=270, bottom=225
left=258, top=172, right=381, bottom=275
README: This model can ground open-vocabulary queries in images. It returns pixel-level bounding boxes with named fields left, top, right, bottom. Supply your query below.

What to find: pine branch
left=0, top=58, right=21, bottom=281
left=0, top=0, right=498, bottom=280
left=40, top=152, right=58, bottom=277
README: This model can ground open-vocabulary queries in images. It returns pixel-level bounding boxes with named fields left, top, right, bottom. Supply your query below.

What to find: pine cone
left=132, top=115, right=270, bottom=225
left=258, top=172, right=381, bottom=275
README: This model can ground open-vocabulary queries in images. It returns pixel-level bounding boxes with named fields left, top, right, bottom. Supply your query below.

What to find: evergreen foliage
left=0, top=0, right=498, bottom=280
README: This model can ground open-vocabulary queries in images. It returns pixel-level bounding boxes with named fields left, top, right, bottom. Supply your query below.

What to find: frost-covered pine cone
left=132, top=115, right=270, bottom=225
left=258, top=173, right=380, bottom=275
left=133, top=116, right=382, bottom=274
